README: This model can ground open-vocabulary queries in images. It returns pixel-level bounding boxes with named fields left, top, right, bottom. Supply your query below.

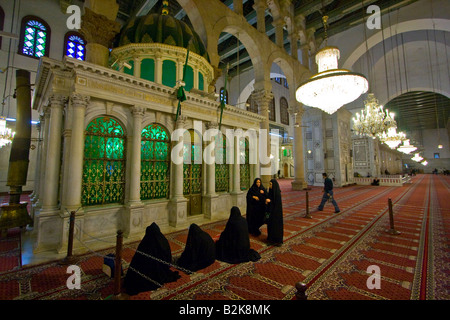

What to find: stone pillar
left=253, top=0, right=267, bottom=33
left=253, top=89, right=273, bottom=186
left=169, top=116, right=188, bottom=227
left=80, top=0, right=120, bottom=67
left=41, top=95, right=66, bottom=212
left=133, top=57, right=142, bottom=78
left=300, top=44, right=310, bottom=69
left=124, top=106, right=145, bottom=238
left=64, top=94, right=90, bottom=211
left=273, top=18, right=285, bottom=48
left=193, top=67, right=199, bottom=90
left=290, top=103, right=308, bottom=190
left=233, top=0, right=244, bottom=15
left=290, top=33, right=299, bottom=60
left=232, top=129, right=242, bottom=194
left=155, top=53, right=163, bottom=84
left=203, top=122, right=219, bottom=219
left=35, top=108, right=50, bottom=209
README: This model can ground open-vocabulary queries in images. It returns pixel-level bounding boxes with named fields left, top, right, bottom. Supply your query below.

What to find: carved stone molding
left=80, top=8, right=120, bottom=47
left=70, top=93, right=90, bottom=108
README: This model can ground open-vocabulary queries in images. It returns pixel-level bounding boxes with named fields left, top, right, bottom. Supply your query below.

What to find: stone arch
left=342, top=18, right=450, bottom=69
left=176, top=0, right=209, bottom=48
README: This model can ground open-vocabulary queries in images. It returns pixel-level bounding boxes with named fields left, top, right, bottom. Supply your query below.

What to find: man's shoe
left=335, top=210, right=340, bottom=213
left=317, top=208, right=323, bottom=211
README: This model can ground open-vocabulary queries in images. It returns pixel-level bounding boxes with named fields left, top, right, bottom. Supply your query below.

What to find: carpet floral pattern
left=0, top=175, right=448, bottom=300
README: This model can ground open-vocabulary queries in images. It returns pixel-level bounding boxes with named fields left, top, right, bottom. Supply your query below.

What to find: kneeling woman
left=215, top=206, right=261, bottom=264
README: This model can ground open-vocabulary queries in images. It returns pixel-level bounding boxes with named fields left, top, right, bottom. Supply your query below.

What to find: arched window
left=246, top=94, right=258, bottom=114
left=215, top=133, right=229, bottom=192
left=64, top=31, right=86, bottom=61
left=141, top=124, right=171, bottom=200
left=0, top=6, right=4, bottom=49
left=280, top=97, right=289, bottom=125
left=19, top=16, right=50, bottom=58
left=269, top=97, right=276, bottom=121
left=240, top=138, right=250, bottom=190
left=220, top=87, right=228, bottom=104
left=82, top=117, right=126, bottom=206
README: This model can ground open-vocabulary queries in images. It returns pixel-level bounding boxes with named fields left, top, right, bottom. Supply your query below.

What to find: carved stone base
left=291, top=179, right=308, bottom=191
left=169, top=197, right=188, bottom=228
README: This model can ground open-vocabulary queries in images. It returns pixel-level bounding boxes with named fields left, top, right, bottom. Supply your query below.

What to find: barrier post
left=59, top=211, right=78, bottom=265
left=295, top=282, right=308, bottom=300
left=386, top=198, right=401, bottom=235
left=304, top=191, right=312, bottom=219
left=112, top=230, right=126, bottom=300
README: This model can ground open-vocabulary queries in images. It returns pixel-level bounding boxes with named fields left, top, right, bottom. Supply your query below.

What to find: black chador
left=266, top=179, right=284, bottom=246
left=215, top=206, right=261, bottom=264
left=123, top=222, right=180, bottom=295
left=177, top=223, right=216, bottom=273
left=246, top=178, right=267, bottom=236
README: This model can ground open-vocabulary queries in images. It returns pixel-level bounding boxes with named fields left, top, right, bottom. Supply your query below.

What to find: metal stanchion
left=303, top=191, right=312, bottom=219
left=59, top=211, right=78, bottom=265
left=386, top=198, right=401, bottom=235
left=295, top=282, right=308, bottom=300
left=112, top=230, right=127, bottom=300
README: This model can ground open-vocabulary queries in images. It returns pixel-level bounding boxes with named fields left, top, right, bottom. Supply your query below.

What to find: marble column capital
left=206, top=121, right=219, bottom=130
left=131, top=106, right=145, bottom=117
left=175, top=115, right=187, bottom=129
left=70, top=93, right=90, bottom=108
left=48, top=94, right=67, bottom=108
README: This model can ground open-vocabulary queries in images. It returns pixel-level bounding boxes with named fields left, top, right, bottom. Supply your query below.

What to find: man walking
left=317, top=173, right=340, bottom=213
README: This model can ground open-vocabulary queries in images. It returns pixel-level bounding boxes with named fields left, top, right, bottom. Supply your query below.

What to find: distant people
left=123, top=223, right=180, bottom=296
left=215, top=206, right=261, bottom=264
left=246, top=178, right=267, bottom=236
left=371, top=177, right=380, bottom=186
left=433, top=168, right=438, bottom=175
left=265, top=179, right=284, bottom=247
left=177, top=223, right=215, bottom=273
left=317, top=173, right=340, bottom=213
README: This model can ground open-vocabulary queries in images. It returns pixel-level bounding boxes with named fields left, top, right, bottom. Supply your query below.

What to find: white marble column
left=253, top=89, right=273, bottom=186
left=155, top=53, right=163, bottom=84
left=203, top=122, right=219, bottom=219
left=41, top=95, right=67, bottom=212
left=290, top=103, right=308, bottom=190
left=35, top=107, right=50, bottom=209
left=128, top=106, right=144, bottom=203
left=64, top=93, right=90, bottom=211
left=133, top=57, right=142, bottom=78
left=169, top=116, right=188, bottom=227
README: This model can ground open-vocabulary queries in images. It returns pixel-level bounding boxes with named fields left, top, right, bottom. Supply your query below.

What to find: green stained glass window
left=198, top=72, right=204, bottom=91
left=141, top=58, right=155, bottom=81
left=21, top=19, right=49, bottom=58
left=162, top=59, right=177, bottom=87
left=82, top=117, right=126, bottom=206
left=140, top=124, right=170, bottom=200
left=215, top=134, right=229, bottom=192
left=183, top=130, right=202, bottom=195
left=240, top=138, right=250, bottom=190
left=184, top=65, right=194, bottom=92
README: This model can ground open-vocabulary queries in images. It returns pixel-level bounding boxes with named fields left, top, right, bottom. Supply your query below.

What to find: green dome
left=118, top=13, right=209, bottom=61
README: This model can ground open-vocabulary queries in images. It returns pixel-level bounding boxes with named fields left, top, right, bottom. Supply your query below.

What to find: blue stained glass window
left=65, top=33, right=86, bottom=61
left=22, top=19, right=48, bottom=58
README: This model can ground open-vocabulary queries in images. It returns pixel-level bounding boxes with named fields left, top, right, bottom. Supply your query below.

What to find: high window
left=19, top=16, right=50, bottom=58
left=64, top=32, right=86, bottom=61
left=280, top=97, right=289, bottom=125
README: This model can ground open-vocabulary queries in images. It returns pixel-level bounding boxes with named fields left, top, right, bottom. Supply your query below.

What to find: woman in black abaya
left=177, top=223, right=215, bottom=273
left=265, top=179, right=284, bottom=246
left=123, top=222, right=180, bottom=296
left=215, top=206, right=261, bottom=264
left=246, top=178, right=267, bottom=236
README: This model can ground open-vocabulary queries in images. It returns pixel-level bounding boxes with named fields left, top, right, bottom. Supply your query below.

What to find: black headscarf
left=177, top=223, right=216, bottom=273
left=266, top=179, right=284, bottom=245
left=123, top=222, right=180, bottom=295
left=215, top=206, right=261, bottom=264
left=246, top=178, right=267, bottom=235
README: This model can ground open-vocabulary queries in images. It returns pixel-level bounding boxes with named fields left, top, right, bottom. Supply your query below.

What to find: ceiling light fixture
left=295, top=16, right=368, bottom=114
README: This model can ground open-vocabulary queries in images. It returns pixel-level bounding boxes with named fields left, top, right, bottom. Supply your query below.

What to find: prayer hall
left=0, top=0, right=449, bottom=305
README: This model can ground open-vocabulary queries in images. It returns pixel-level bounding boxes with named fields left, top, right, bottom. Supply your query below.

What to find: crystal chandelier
left=379, top=127, right=406, bottom=149
left=0, top=116, right=15, bottom=148
left=411, top=153, right=423, bottom=162
left=296, top=16, right=368, bottom=114
left=421, top=160, right=428, bottom=166
left=352, top=93, right=397, bottom=138
left=397, top=139, right=417, bottom=154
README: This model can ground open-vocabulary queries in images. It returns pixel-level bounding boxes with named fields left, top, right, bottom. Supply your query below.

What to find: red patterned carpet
left=0, top=175, right=449, bottom=300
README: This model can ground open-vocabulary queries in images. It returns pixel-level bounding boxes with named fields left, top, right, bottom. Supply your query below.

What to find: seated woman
left=123, top=222, right=180, bottom=296
left=215, top=206, right=261, bottom=264
left=265, top=179, right=284, bottom=247
left=246, top=178, right=267, bottom=236
left=371, top=177, right=380, bottom=186
left=177, top=223, right=215, bottom=273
